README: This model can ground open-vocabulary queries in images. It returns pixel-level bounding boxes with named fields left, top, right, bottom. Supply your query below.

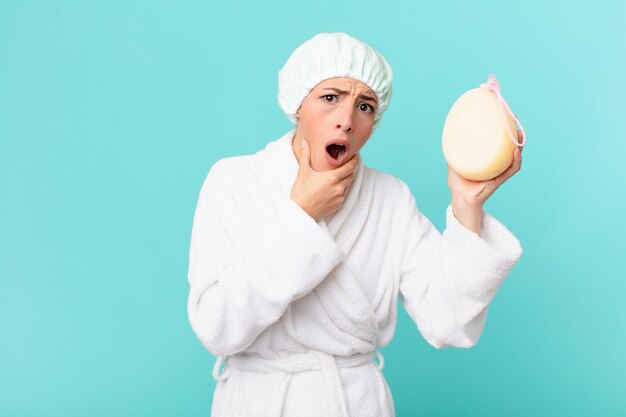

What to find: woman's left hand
left=448, top=129, right=524, bottom=209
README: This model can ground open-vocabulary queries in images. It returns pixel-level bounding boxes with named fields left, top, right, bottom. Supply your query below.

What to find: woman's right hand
left=290, top=139, right=360, bottom=222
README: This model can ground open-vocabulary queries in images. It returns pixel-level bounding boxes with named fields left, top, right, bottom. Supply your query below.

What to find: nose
left=335, top=102, right=354, bottom=132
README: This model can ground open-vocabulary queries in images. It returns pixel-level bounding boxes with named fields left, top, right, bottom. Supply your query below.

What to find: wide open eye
left=359, top=103, right=375, bottom=113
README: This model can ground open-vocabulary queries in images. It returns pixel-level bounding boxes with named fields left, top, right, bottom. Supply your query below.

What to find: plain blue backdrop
left=1, top=0, right=625, bottom=416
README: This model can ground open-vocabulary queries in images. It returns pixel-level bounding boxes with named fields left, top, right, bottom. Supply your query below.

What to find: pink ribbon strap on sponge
left=479, top=74, right=526, bottom=147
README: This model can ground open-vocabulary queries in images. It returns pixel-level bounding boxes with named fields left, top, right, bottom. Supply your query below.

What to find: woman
left=187, top=32, right=523, bottom=417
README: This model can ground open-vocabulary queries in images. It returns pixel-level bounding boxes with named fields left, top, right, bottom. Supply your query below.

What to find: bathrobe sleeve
left=187, top=161, right=345, bottom=357
left=398, top=182, right=523, bottom=349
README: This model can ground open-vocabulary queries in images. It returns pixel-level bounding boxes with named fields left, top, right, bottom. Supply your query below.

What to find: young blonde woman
left=187, top=32, right=524, bottom=417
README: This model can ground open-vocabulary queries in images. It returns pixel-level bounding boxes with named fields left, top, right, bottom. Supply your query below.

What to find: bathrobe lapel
left=266, top=129, right=380, bottom=351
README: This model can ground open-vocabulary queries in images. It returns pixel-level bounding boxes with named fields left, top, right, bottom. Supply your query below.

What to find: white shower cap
left=277, top=32, right=393, bottom=132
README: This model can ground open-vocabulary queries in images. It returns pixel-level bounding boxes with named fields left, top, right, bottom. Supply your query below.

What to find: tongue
left=327, top=144, right=346, bottom=160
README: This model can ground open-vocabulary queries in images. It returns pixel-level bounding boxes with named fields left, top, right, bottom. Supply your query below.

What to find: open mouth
left=326, top=143, right=347, bottom=160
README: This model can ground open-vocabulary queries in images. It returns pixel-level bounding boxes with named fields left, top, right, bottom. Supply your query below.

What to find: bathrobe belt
left=212, top=349, right=388, bottom=417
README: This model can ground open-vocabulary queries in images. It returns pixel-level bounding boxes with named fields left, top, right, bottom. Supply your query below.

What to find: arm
left=398, top=184, right=523, bottom=349
left=187, top=162, right=344, bottom=357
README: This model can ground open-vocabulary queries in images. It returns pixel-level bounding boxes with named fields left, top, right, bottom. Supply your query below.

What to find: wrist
left=451, top=199, right=484, bottom=235
left=290, top=195, right=318, bottom=221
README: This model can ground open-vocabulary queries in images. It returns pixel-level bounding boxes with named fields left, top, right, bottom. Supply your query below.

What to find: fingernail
left=300, top=140, right=305, bottom=148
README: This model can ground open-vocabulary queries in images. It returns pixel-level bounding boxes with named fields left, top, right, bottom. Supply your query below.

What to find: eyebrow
left=322, top=87, right=378, bottom=104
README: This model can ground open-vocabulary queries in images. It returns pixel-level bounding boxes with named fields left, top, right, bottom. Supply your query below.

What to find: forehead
left=314, top=77, right=375, bottom=95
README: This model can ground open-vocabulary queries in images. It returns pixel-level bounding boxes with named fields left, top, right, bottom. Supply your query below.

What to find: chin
left=315, top=162, right=334, bottom=172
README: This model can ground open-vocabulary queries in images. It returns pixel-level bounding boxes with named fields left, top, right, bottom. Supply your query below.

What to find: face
left=292, top=77, right=378, bottom=171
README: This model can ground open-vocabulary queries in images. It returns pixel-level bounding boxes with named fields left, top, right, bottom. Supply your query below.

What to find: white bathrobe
left=187, top=128, right=523, bottom=417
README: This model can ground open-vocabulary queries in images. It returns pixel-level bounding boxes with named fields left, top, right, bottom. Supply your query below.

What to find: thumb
left=299, top=139, right=313, bottom=172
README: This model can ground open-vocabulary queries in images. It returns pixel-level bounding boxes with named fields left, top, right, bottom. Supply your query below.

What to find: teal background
left=1, top=0, right=624, bottom=416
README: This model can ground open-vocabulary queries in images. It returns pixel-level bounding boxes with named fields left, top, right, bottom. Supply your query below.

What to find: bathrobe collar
left=260, top=128, right=380, bottom=351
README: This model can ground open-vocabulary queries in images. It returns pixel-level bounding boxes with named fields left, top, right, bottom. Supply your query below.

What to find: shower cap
left=277, top=32, right=393, bottom=132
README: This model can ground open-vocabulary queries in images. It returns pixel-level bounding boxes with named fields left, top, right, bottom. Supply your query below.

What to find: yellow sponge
left=442, top=77, right=522, bottom=181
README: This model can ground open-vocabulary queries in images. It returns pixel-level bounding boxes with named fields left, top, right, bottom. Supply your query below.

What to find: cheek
left=356, top=112, right=376, bottom=124
left=300, top=105, right=328, bottom=127
left=353, top=115, right=374, bottom=133
left=297, top=118, right=325, bottom=153
left=354, top=135, right=370, bottom=152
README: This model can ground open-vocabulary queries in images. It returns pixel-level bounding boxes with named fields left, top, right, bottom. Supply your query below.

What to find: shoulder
left=195, top=155, right=258, bottom=206
left=207, top=154, right=253, bottom=178
left=203, top=154, right=258, bottom=186
left=363, top=165, right=414, bottom=202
